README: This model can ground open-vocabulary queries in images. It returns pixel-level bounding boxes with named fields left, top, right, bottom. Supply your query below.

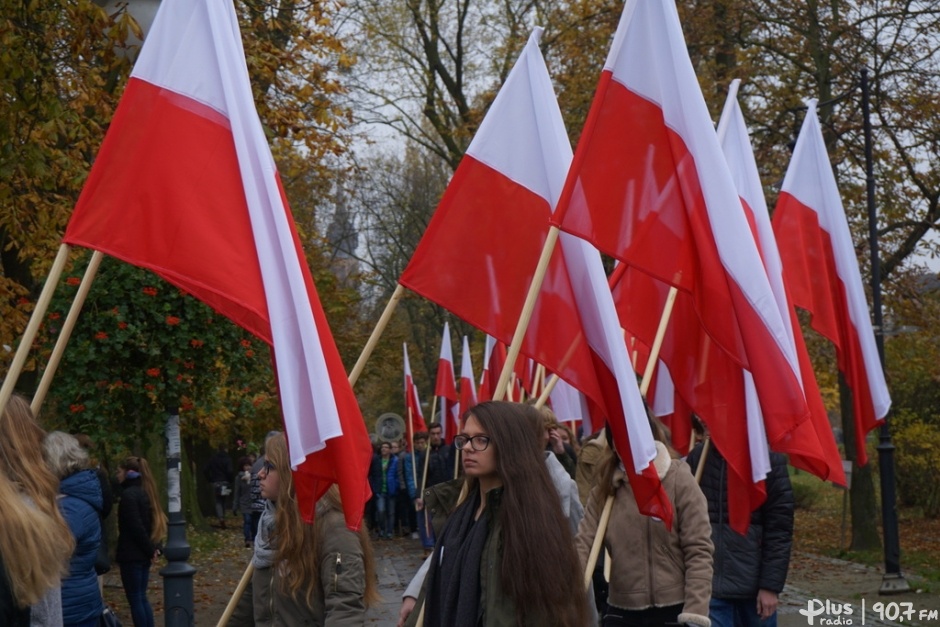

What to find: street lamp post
left=860, top=68, right=910, bottom=595
left=161, top=407, right=197, bottom=624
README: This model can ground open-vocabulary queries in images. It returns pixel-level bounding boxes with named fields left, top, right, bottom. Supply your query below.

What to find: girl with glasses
left=409, top=401, right=588, bottom=626
left=230, top=433, right=379, bottom=625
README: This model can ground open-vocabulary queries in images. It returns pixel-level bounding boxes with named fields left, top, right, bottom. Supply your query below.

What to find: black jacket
left=686, top=443, right=794, bottom=599
left=425, top=444, right=454, bottom=489
left=116, top=477, right=156, bottom=563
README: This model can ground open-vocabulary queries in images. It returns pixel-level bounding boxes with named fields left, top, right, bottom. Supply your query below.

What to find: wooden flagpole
left=694, top=436, right=711, bottom=484
left=582, top=285, right=679, bottom=591
left=533, top=373, right=560, bottom=409
left=0, top=243, right=70, bottom=419
left=408, top=406, right=419, bottom=507
left=32, top=251, right=103, bottom=415
left=348, top=284, right=404, bottom=388
left=492, top=226, right=561, bottom=401
left=429, top=395, right=438, bottom=428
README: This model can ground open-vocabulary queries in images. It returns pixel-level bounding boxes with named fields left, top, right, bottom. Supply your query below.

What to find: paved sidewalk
left=777, top=552, right=939, bottom=626
left=368, top=540, right=940, bottom=626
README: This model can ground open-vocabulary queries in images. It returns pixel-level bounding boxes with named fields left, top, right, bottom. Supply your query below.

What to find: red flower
left=66, top=277, right=81, bottom=286
left=183, top=361, right=195, bottom=369
left=176, top=374, right=185, bottom=382
left=17, top=296, right=29, bottom=305
left=244, top=349, right=254, bottom=358
left=95, top=331, right=108, bottom=340
left=181, top=401, right=195, bottom=411
left=165, top=316, right=181, bottom=326
left=146, top=368, right=161, bottom=377
left=142, top=286, right=158, bottom=296
left=190, top=339, right=204, bottom=348
left=240, top=339, right=252, bottom=348
left=69, top=404, right=85, bottom=413
left=144, top=384, right=155, bottom=391
left=48, top=312, right=61, bottom=320
left=117, top=321, right=128, bottom=329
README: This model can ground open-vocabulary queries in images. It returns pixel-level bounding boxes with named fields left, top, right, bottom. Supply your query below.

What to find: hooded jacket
left=575, top=442, right=713, bottom=626
left=59, top=469, right=105, bottom=625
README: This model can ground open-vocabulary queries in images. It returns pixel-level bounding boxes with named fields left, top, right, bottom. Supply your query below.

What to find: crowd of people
left=0, top=391, right=793, bottom=626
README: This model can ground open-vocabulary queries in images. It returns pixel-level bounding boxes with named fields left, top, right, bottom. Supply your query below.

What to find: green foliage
left=892, top=410, right=940, bottom=518
left=42, top=255, right=278, bottom=453
left=791, top=477, right=821, bottom=510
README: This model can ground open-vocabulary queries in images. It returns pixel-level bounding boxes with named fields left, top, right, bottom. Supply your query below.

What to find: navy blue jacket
left=59, top=469, right=105, bottom=625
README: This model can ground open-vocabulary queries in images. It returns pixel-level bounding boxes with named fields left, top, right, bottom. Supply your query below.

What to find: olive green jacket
left=229, top=505, right=367, bottom=626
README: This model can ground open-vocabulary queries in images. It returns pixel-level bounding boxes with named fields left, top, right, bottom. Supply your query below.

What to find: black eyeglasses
left=453, top=434, right=491, bottom=452
left=262, top=460, right=277, bottom=473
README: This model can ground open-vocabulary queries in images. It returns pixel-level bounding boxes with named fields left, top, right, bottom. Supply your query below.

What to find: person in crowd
left=556, top=422, right=581, bottom=457
left=0, top=394, right=73, bottom=626
left=391, top=439, right=418, bottom=538
left=576, top=428, right=611, bottom=615
left=203, top=444, right=233, bottom=529
left=229, top=433, right=379, bottom=625
left=687, top=418, right=794, bottom=627
left=576, top=415, right=713, bottom=627
left=249, top=432, right=280, bottom=543
left=232, top=456, right=255, bottom=547
left=0, top=395, right=72, bottom=627
left=411, top=432, right=435, bottom=554
left=43, top=432, right=105, bottom=627
left=74, top=434, right=114, bottom=583
left=539, top=407, right=578, bottom=480
left=403, top=401, right=588, bottom=627
left=422, top=422, right=453, bottom=489
left=116, top=456, right=167, bottom=627
left=369, top=441, right=400, bottom=539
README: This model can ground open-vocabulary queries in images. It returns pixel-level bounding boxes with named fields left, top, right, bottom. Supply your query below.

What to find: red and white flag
left=403, top=28, right=672, bottom=525
left=554, top=0, right=813, bottom=531
left=434, top=322, right=459, bottom=441
left=549, top=377, right=593, bottom=436
left=62, top=0, right=372, bottom=529
left=773, top=99, right=890, bottom=465
left=458, top=336, right=477, bottom=426
left=403, top=343, right=427, bottom=448
left=718, top=82, right=845, bottom=484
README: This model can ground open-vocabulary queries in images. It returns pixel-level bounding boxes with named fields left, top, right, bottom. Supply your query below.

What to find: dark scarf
left=424, top=489, right=492, bottom=627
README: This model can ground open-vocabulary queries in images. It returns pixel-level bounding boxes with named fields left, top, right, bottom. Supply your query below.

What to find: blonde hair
left=119, top=456, right=168, bottom=542
left=265, top=434, right=380, bottom=607
left=0, top=394, right=73, bottom=597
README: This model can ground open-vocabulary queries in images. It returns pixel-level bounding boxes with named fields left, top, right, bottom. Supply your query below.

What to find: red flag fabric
left=62, top=0, right=372, bottom=529
left=718, top=82, right=845, bottom=484
left=772, top=100, right=890, bottom=465
left=400, top=29, right=672, bottom=526
left=458, top=336, right=478, bottom=428
left=552, top=0, right=814, bottom=531
left=403, top=343, right=427, bottom=450
left=434, top=322, right=459, bottom=442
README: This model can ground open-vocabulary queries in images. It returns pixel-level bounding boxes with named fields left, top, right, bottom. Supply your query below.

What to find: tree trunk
left=840, top=375, right=881, bottom=551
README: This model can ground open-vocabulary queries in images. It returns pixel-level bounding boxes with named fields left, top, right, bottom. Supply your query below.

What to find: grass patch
left=787, top=465, right=940, bottom=590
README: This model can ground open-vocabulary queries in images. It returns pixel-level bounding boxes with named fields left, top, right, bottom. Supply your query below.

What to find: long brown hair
left=119, top=456, right=168, bottom=542
left=466, top=402, right=588, bottom=626
left=265, top=433, right=380, bottom=607
left=0, top=394, right=73, bottom=564
left=0, top=465, right=70, bottom=607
